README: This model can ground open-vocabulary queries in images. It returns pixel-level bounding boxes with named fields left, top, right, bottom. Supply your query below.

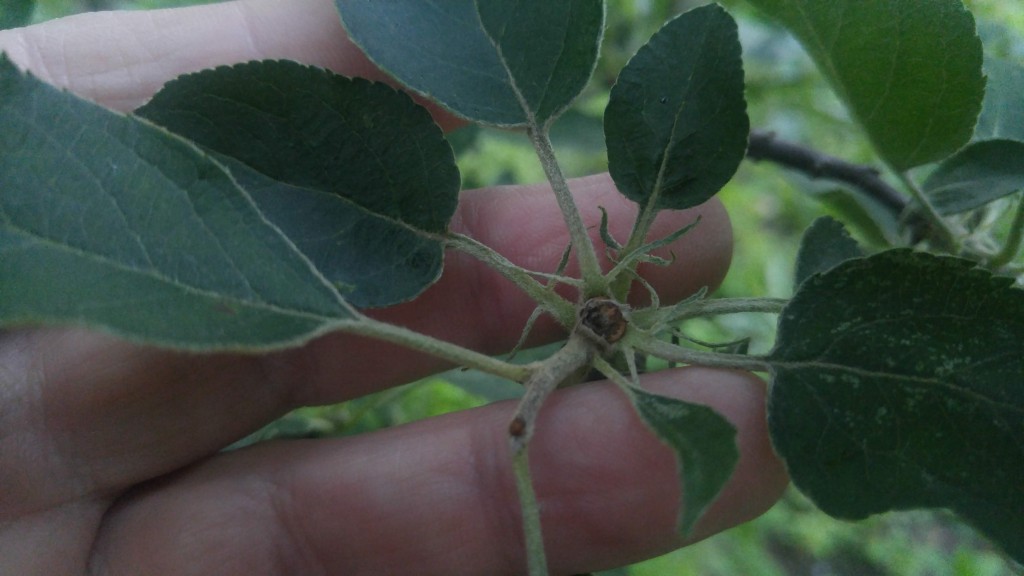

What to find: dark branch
left=746, top=129, right=908, bottom=216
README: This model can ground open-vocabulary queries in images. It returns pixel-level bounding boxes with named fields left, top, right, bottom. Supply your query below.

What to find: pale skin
left=0, top=1, right=789, bottom=574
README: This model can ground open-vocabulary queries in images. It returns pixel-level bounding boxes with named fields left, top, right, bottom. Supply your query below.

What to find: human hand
left=0, top=1, right=788, bottom=574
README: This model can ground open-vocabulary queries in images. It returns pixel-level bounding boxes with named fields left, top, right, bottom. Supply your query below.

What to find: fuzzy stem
left=527, top=126, right=605, bottom=293
left=897, top=171, right=960, bottom=252
left=636, top=336, right=772, bottom=372
left=988, top=193, right=1024, bottom=269
left=513, top=447, right=549, bottom=576
left=332, top=316, right=531, bottom=382
left=446, top=232, right=577, bottom=327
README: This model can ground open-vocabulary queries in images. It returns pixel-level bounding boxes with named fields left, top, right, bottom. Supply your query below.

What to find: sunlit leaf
left=746, top=0, right=985, bottom=170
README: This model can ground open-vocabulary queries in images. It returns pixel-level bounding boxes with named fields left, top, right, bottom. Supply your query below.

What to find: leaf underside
left=136, top=60, right=460, bottom=308
left=746, top=0, right=985, bottom=170
left=975, top=57, right=1024, bottom=143
left=923, top=139, right=1024, bottom=215
left=769, top=250, right=1024, bottom=563
left=0, top=56, right=351, bottom=349
left=335, top=0, right=603, bottom=127
left=604, top=3, right=749, bottom=211
left=624, top=384, right=739, bottom=537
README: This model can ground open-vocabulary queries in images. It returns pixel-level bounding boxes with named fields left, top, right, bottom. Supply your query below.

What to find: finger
left=9, top=175, right=731, bottom=516
left=0, top=0, right=460, bottom=127
left=88, top=368, right=787, bottom=576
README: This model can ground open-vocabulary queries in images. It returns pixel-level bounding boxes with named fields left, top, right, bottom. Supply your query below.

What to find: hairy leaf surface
left=769, top=250, right=1024, bottom=562
left=0, top=56, right=350, bottom=349
left=924, top=139, right=1024, bottom=215
left=137, top=60, right=460, bottom=308
left=335, top=0, right=603, bottom=127
left=605, top=4, right=748, bottom=211
left=623, top=384, right=739, bottom=536
left=793, top=216, right=862, bottom=286
left=747, top=0, right=985, bottom=170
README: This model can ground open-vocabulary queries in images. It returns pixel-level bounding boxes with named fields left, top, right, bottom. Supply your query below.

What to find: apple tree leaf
left=0, top=56, right=351, bottom=349
left=604, top=3, right=749, bottom=211
left=746, top=0, right=985, bottom=170
left=623, top=384, right=739, bottom=536
left=335, top=0, right=604, bottom=128
left=769, top=249, right=1024, bottom=563
left=793, top=216, right=863, bottom=286
left=136, top=60, right=460, bottom=308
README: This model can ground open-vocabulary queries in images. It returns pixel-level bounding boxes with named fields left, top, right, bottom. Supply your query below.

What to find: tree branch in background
left=746, top=129, right=908, bottom=216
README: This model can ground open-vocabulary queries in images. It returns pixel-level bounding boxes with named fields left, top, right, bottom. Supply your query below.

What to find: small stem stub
left=578, top=297, right=628, bottom=347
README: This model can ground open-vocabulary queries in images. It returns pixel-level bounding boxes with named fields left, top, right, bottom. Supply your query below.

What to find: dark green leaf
left=623, top=384, right=739, bottom=536
left=0, top=56, right=351, bottom=349
left=746, top=0, right=985, bottom=170
left=975, top=57, right=1024, bottom=143
left=793, top=216, right=862, bottom=286
left=923, top=139, right=1024, bottom=215
left=769, top=250, right=1024, bottom=562
left=0, top=0, right=34, bottom=30
left=137, top=60, right=460, bottom=308
left=809, top=188, right=898, bottom=248
left=335, top=0, right=604, bottom=127
left=605, top=4, right=748, bottom=210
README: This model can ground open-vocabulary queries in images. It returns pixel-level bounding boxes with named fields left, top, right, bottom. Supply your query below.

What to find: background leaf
left=604, top=3, right=749, bottom=211
left=623, top=384, right=739, bottom=536
left=768, top=249, right=1024, bottom=563
left=0, top=56, right=350, bottom=349
left=792, top=216, right=862, bottom=286
left=335, top=0, right=603, bottom=127
left=137, top=60, right=460, bottom=308
left=0, top=0, right=34, bottom=30
left=745, top=0, right=985, bottom=170
left=923, top=139, right=1024, bottom=215
left=974, top=57, right=1024, bottom=143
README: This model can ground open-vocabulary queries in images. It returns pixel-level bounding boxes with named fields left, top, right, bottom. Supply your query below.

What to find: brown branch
left=746, top=129, right=908, bottom=215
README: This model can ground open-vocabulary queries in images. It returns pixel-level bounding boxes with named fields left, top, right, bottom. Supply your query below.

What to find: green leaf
left=622, top=384, right=739, bottom=536
left=0, top=56, right=351, bottom=349
left=975, top=57, right=1024, bottom=143
left=923, top=139, right=1024, bottom=215
left=0, top=0, right=34, bottom=30
left=605, top=3, right=749, bottom=211
left=136, top=60, right=460, bottom=308
left=746, top=0, right=985, bottom=170
left=768, top=250, right=1024, bottom=562
left=335, top=0, right=604, bottom=127
left=793, top=216, right=863, bottom=286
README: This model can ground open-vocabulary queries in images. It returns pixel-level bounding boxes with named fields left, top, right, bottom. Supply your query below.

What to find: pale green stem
left=988, top=193, right=1024, bottom=269
left=672, top=297, right=788, bottom=320
left=632, top=296, right=788, bottom=329
left=446, top=232, right=576, bottom=327
left=897, top=171, right=959, bottom=252
left=332, top=316, right=531, bottom=382
left=636, top=335, right=772, bottom=372
left=610, top=198, right=661, bottom=300
left=526, top=126, right=605, bottom=293
left=513, top=447, right=548, bottom=576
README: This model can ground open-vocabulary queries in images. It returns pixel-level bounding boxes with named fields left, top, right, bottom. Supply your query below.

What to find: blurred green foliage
left=24, top=0, right=1024, bottom=574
